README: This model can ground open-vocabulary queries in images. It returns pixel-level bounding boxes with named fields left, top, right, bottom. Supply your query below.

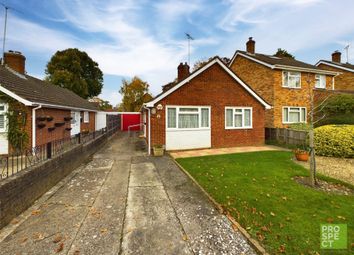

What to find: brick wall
left=317, top=63, right=354, bottom=91
left=230, top=55, right=335, bottom=128
left=150, top=63, right=266, bottom=150
left=80, top=111, right=96, bottom=133
left=33, top=108, right=71, bottom=146
left=230, top=56, right=275, bottom=127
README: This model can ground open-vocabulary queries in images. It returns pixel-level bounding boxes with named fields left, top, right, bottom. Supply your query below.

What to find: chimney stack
left=331, top=50, right=341, bottom=63
left=4, top=50, right=26, bottom=74
left=177, top=62, right=190, bottom=82
left=246, top=37, right=255, bottom=54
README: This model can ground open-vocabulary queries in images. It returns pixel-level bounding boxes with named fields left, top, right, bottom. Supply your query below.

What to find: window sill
left=282, top=121, right=307, bottom=124
left=166, top=128, right=211, bottom=131
left=281, top=86, right=301, bottom=89
left=225, top=127, right=253, bottom=130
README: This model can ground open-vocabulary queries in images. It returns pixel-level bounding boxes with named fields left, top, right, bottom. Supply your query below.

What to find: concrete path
left=170, top=145, right=287, bottom=158
left=0, top=133, right=255, bottom=255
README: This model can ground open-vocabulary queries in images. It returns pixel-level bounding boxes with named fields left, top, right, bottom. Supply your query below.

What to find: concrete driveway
left=0, top=133, right=255, bottom=255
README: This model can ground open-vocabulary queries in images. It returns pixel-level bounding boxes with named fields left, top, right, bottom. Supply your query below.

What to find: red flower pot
left=295, top=152, right=309, bottom=162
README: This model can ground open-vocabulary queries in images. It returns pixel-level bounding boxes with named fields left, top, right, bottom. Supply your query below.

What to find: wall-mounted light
left=151, top=108, right=157, bottom=114
left=156, top=104, right=163, bottom=110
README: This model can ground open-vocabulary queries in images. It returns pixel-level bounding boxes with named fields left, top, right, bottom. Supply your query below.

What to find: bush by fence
left=314, top=125, right=354, bottom=158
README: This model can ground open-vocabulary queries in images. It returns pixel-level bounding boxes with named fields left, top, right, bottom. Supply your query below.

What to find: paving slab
left=0, top=132, right=257, bottom=255
left=122, top=160, right=192, bottom=255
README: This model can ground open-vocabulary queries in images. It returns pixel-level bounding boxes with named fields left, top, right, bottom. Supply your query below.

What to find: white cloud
left=99, top=88, right=122, bottom=107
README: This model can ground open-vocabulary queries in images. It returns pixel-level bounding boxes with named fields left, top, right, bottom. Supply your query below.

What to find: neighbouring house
left=229, top=38, right=338, bottom=128
left=0, top=51, right=98, bottom=155
left=316, top=51, right=354, bottom=91
left=142, top=57, right=271, bottom=153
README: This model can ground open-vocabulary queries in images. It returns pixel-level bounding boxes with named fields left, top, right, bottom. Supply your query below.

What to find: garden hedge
left=314, top=125, right=354, bottom=158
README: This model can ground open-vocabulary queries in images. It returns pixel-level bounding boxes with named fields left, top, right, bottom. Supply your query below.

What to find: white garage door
left=165, top=106, right=211, bottom=150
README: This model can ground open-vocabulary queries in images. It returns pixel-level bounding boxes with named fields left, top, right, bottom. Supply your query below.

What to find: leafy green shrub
left=316, top=94, right=354, bottom=126
left=314, top=125, right=354, bottom=158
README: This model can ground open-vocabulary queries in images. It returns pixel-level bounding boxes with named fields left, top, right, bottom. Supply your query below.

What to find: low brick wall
left=0, top=133, right=110, bottom=229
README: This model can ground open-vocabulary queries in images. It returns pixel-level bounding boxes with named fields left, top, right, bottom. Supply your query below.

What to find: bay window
left=225, top=107, right=252, bottom=129
left=283, top=107, right=306, bottom=123
left=167, top=106, right=210, bottom=130
left=315, top=74, right=326, bottom=89
left=282, top=71, right=301, bottom=88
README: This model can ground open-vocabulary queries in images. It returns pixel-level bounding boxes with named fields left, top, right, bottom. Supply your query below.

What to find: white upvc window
left=282, top=106, right=306, bottom=124
left=0, top=103, right=7, bottom=132
left=84, top=111, right=89, bottom=123
left=282, top=71, right=301, bottom=88
left=315, top=74, right=326, bottom=89
left=225, top=107, right=252, bottom=129
left=166, top=106, right=210, bottom=130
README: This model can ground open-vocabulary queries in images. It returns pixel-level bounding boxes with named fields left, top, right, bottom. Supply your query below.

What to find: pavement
left=0, top=132, right=256, bottom=255
left=170, top=145, right=286, bottom=159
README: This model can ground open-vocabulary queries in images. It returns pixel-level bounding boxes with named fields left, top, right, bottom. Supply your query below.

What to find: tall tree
left=45, top=48, right=103, bottom=99
left=118, top=76, right=153, bottom=112
left=274, top=48, right=295, bottom=59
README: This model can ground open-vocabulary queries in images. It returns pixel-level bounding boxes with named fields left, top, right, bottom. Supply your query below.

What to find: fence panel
left=265, top=128, right=308, bottom=146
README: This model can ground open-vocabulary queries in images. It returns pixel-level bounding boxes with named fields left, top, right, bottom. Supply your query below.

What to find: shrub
left=314, top=125, right=354, bottom=158
left=316, top=94, right=354, bottom=126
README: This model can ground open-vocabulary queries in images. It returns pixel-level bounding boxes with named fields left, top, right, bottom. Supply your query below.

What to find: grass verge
left=176, top=151, right=353, bottom=254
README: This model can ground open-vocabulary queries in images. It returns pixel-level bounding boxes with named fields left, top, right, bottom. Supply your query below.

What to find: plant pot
left=64, top=117, right=72, bottom=121
left=153, top=146, right=164, bottom=156
left=37, top=123, right=46, bottom=129
left=48, top=127, right=56, bottom=132
left=295, top=152, right=309, bottom=162
left=65, top=127, right=72, bottom=131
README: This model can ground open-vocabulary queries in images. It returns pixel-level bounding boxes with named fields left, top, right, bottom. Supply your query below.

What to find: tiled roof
left=0, top=65, right=98, bottom=111
left=235, top=50, right=323, bottom=70
left=317, top=60, right=354, bottom=71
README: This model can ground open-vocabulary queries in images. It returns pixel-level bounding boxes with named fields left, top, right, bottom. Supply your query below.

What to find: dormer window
left=315, top=74, right=326, bottom=89
left=282, top=71, right=301, bottom=88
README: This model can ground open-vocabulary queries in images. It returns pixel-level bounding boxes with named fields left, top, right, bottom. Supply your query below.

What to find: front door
left=71, top=111, right=81, bottom=136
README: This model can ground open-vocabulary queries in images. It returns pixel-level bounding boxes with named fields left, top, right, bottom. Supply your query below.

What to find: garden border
left=170, top=155, right=269, bottom=255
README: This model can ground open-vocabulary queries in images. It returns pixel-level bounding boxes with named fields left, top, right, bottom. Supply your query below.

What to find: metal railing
left=0, top=127, right=118, bottom=181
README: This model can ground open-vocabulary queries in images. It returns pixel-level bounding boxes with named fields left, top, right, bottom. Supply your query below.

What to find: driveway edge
left=170, top=156, right=269, bottom=255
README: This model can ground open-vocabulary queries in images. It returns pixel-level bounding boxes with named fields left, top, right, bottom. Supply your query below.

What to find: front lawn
left=177, top=151, right=353, bottom=254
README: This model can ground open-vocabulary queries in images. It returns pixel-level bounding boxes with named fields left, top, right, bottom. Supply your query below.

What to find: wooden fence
left=265, top=128, right=308, bottom=146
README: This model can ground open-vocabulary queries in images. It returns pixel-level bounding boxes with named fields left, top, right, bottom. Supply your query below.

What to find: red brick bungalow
left=142, top=57, right=271, bottom=154
left=0, top=51, right=98, bottom=155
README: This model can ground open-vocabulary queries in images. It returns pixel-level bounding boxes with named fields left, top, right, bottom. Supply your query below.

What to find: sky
left=1, top=0, right=354, bottom=106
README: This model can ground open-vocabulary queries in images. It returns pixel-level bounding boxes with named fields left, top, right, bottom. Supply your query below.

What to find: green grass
left=177, top=151, right=354, bottom=254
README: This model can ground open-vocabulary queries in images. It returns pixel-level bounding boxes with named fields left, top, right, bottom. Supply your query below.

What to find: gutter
left=32, top=105, right=42, bottom=149
left=143, top=105, right=151, bottom=155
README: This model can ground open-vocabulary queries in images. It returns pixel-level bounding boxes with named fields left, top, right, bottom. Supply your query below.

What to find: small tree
left=118, top=76, right=153, bottom=112
left=274, top=48, right=295, bottom=59
left=305, top=75, right=333, bottom=186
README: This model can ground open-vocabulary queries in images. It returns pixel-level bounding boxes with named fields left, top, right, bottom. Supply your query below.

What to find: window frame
left=0, top=102, right=8, bottom=133
left=315, top=74, right=326, bottom=89
left=225, top=107, right=253, bottom=129
left=166, top=105, right=211, bottom=131
left=282, top=106, right=307, bottom=124
left=83, top=111, right=90, bottom=123
left=282, top=71, right=301, bottom=88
